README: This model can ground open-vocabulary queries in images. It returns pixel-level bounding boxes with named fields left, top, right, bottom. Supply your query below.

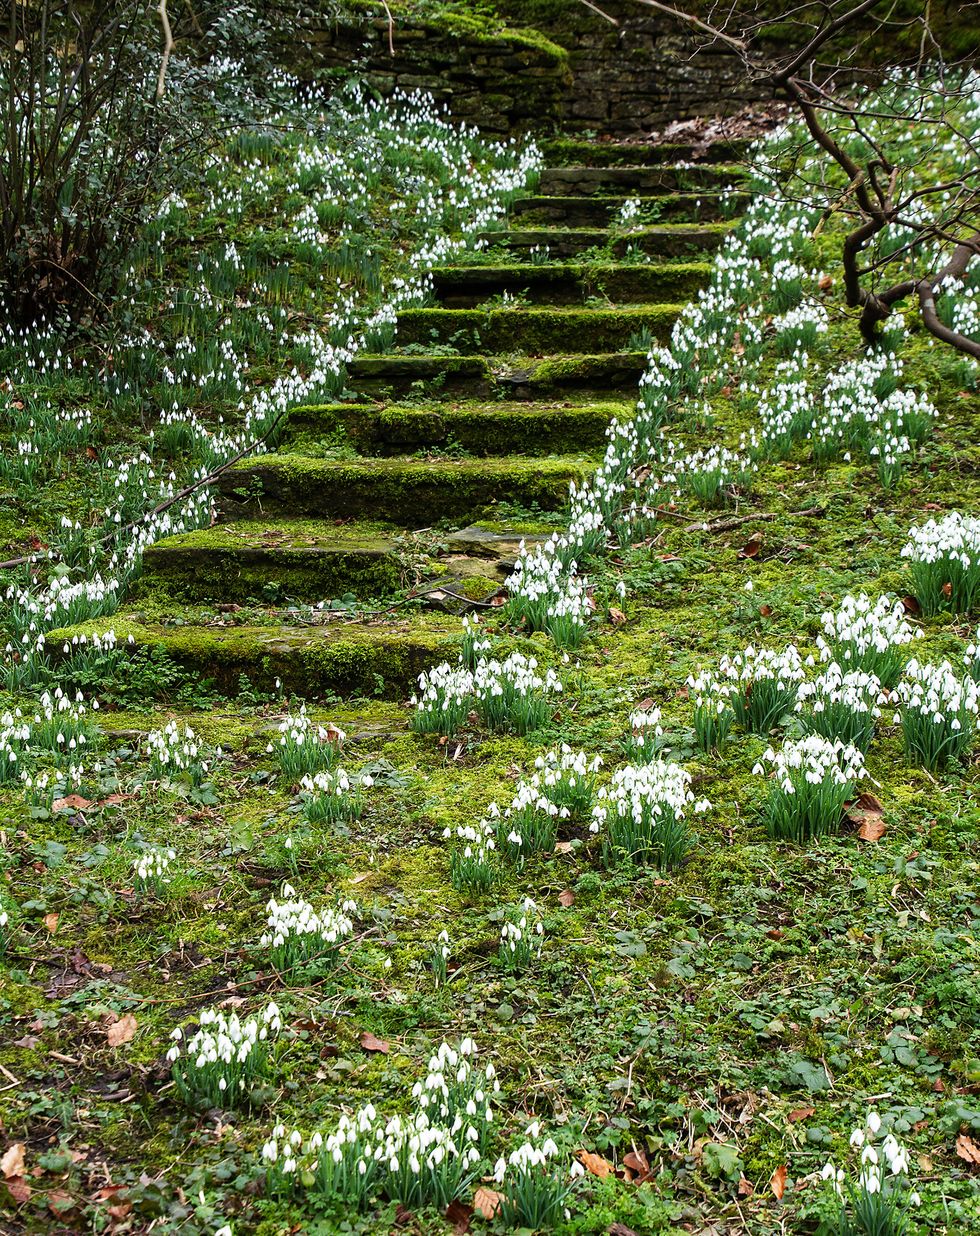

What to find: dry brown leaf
left=473, top=1186, right=502, bottom=1219
left=576, top=1149, right=615, bottom=1178
left=445, top=1198, right=471, bottom=1233
left=4, top=1176, right=30, bottom=1205
left=622, top=1148, right=651, bottom=1182
left=1, top=1145, right=25, bottom=1179
left=901, top=595, right=921, bottom=614
left=788, top=1106, right=815, bottom=1123
left=846, top=792, right=887, bottom=841
left=43, top=913, right=58, bottom=933
left=554, top=840, right=573, bottom=854
left=956, top=1133, right=980, bottom=1167
left=770, top=1164, right=788, bottom=1199
left=558, top=889, right=575, bottom=908
left=51, top=794, right=93, bottom=812
left=759, top=604, right=773, bottom=617
left=608, top=606, right=627, bottom=627
left=737, top=1176, right=755, bottom=1197
left=106, top=1013, right=138, bottom=1047
left=738, top=533, right=764, bottom=559
left=360, top=1031, right=389, bottom=1054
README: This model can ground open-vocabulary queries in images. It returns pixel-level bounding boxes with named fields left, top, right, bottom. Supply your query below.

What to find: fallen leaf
left=473, top=1187, right=502, bottom=1219
left=4, top=1176, right=30, bottom=1204
left=51, top=794, right=93, bottom=812
left=956, top=1133, right=980, bottom=1167
left=901, top=595, right=921, bottom=614
left=360, top=1031, right=389, bottom=1054
left=818, top=274, right=834, bottom=292
left=738, top=533, right=764, bottom=559
left=788, top=1106, right=815, bottom=1123
left=622, top=1148, right=651, bottom=1182
left=43, top=913, right=59, bottom=933
left=554, top=840, right=573, bottom=854
left=846, top=792, right=886, bottom=841
left=942, top=581, right=953, bottom=598
left=445, top=1198, right=471, bottom=1233
left=609, top=1225, right=641, bottom=1236
left=1, top=1144, right=25, bottom=1179
left=608, top=606, right=627, bottom=626
left=737, top=1176, right=755, bottom=1197
left=759, top=604, right=773, bottom=617
left=106, top=1013, right=138, bottom=1047
left=770, top=1164, right=788, bottom=1199
left=558, top=889, right=575, bottom=908
left=576, top=1149, right=615, bottom=1178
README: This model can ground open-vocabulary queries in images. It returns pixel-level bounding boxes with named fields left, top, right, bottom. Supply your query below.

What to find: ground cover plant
left=0, top=17, right=979, bottom=1236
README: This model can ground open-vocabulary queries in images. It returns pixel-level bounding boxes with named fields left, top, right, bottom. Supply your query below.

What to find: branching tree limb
left=582, top=0, right=980, bottom=359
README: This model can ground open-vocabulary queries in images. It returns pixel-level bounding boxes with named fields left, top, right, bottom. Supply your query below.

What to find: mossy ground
left=4, top=311, right=980, bottom=1233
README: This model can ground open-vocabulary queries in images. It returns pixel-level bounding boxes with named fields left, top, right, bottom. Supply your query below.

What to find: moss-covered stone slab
left=479, top=223, right=732, bottom=259
left=140, top=520, right=403, bottom=604
left=537, top=164, right=744, bottom=196
left=430, top=261, right=711, bottom=306
left=538, top=137, right=751, bottom=167
left=395, top=304, right=680, bottom=354
left=347, top=354, right=495, bottom=397
left=284, top=400, right=623, bottom=455
left=46, top=616, right=460, bottom=700
left=499, top=352, right=648, bottom=397
left=217, top=454, right=589, bottom=522
left=511, top=192, right=747, bottom=226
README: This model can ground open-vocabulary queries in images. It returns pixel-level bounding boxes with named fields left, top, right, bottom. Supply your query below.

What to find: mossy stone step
left=285, top=400, right=621, bottom=455
left=430, top=261, right=711, bottom=307
left=539, top=137, right=751, bottom=167
left=348, top=354, right=495, bottom=398
left=344, top=353, right=647, bottom=400
left=479, top=223, right=733, bottom=260
left=511, top=192, right=745, bottom=227
left=537, top=165, right=743, bottom=196
left=47, top=617, right=460, bottom=700
left=141, top=520, right=404, bottom=604
left=395, top=304, right=679, bottom=354
left=217, top=454, right=590, bottom=523
left=140, top=517, right=553, bottom=606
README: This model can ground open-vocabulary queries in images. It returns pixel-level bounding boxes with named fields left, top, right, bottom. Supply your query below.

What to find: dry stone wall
left=262, top=1, right=762, bottom=135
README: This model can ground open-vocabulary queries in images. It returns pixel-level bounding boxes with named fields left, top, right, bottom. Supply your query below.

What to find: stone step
left=512, top=192, right=745, bottom=227
left=217, top=454, right=591, bottom=523
left=480, top=223, right=732, bottom=260
left=395, top=304, right=679, bottom=354
left=284, top=400, right=622, bottom=455
left=537, top=164, right=743, bottom=196
left=347, top=352, right=647, bottom=400
left=48, top=617, right=461, bottom=700
left=539, top=137, right=751, bottom=167
left=140, top=517, right=554, bottom=606
left=430, top=260, right=711, bottom=307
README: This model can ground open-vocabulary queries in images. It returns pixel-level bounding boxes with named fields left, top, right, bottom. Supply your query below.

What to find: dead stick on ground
left=685, top=505, right=824, bottom=534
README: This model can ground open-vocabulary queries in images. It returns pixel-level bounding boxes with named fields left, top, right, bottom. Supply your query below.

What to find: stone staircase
left=82, top=139, right=746, bottom=699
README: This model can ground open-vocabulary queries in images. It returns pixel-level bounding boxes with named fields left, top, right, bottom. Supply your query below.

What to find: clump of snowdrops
left=591, top=760, right=708, bottom=869
left=718, top=644, right=805, bottom=734
left=259, top=884, right=356, bottom=974
left=494, top=1122, right=584, bottom=1228
left=269, top=707, right=344, bottom=779
left=299, top=767, right=371, bottom=824
left=498, top=897, right=544, bottom=972
left=820, top=1110, right=921, bottom=1236
left=796, top=664, right=884, bottom=751
left=816, top=593, right=920, bottom=689
left=494, top=745, right=602, bottom=861
left=754, top=734, right=864, bottom=842
left=894, top=659, right=979, bottom=770
left=132, top=846, right=176, bottom=896
left=167, top=1002, right=283, bottom=1108
left=901, top=511, right=980, bottom=615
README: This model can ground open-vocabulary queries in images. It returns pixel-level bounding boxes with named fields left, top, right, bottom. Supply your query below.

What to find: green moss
left=217, top=453, right=591, bottom=522
left=395, top=304, right=681, bottom=354
left=46, top=616, right=461, bottom=699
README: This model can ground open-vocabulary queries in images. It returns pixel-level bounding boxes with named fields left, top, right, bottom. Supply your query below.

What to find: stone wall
left=262, top=1, right=761, bottom=135
left=261, top=3, right=572, bottom=134
left=525, top=0, right=762, bottom=134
